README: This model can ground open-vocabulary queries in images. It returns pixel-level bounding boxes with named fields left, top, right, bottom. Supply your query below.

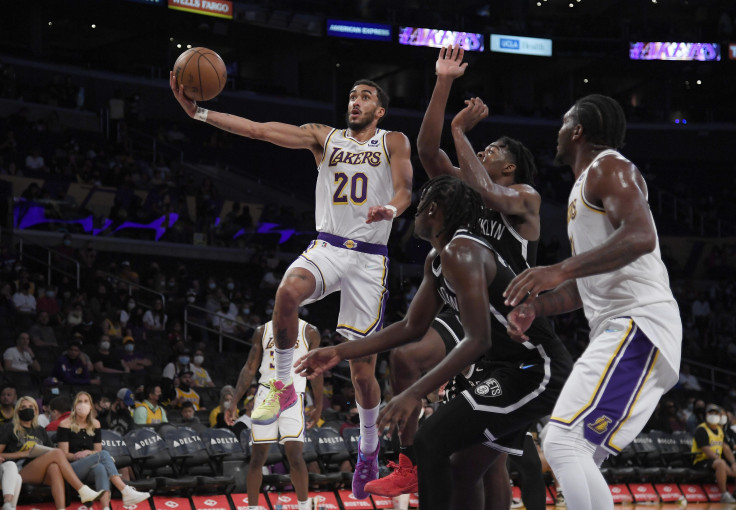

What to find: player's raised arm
left=367, top=131, right=413, bottom=223
left=451, top=98, right=541, bottom=220
left=417, top=46, right=468, bottom=178
left=170, top=71, right=331, bottom=160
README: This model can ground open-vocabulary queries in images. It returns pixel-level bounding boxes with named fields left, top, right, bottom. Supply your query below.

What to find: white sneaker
left=122, top=486, right=151, bottom=507
left=78, top=485, right=104, bottom=503
left=721, top=492, right=736, bottom=503
left=3, top=502, right=15, bottom=510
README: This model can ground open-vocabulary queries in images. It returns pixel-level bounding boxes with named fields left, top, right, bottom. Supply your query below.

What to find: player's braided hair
left=572, top=94, right=626, bottom=149
left=417, top=175, right=484, bottom=238
left=496, top=136, right=537, bottom=186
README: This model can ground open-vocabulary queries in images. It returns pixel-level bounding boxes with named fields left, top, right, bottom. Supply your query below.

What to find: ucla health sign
left=327, top=19, right=392, bottom=41
left=490, top=34, right=552, bottom=57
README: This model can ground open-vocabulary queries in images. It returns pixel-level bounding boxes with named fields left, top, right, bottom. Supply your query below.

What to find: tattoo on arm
left=536, top=282, right=582, bottom=316
left=300, top=123, right=326, bottom=131
left=349, top=356, right=375, bottom=365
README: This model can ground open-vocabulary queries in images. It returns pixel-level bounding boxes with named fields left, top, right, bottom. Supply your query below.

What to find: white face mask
left=720, top=415, right=728, bottom=426
left=193, top=355, right=204, bottom=365
left=706, top=414, right=721, bottom=425
left=76, top=403, right=91, bottom=417
left=100, top=341, right=110, bottom=350
left=223, top=401, right=231, bottom=409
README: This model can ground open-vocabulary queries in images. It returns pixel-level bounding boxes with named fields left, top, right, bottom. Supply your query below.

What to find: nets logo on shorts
left=475, top=378, right=502, bottom=397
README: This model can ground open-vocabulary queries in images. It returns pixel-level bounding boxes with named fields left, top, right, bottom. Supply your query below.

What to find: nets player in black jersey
left=295, top=176, right=572, bottom=510
left=376, top=45, right=547, bottom=507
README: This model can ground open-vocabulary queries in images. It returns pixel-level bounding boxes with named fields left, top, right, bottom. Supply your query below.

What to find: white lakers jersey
left=258, top=320, right=311, bottom=393
left=315, top=128, right=395, bottom=245
left=567, top=150, right=681, bottom=372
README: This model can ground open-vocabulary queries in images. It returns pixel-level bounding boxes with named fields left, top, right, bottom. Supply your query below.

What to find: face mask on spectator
left=50, top=387, right=60, bottom=395
left=127, top=301, right=136, bottom=310
left=194, top=355, right=204, bottom=365
left=706, top=414, right=721, bottom=425
left=226, top=283, right=234, bottom=290
left=100, top=341, right=110, bottom=350
left=720, top=415, right=728, bottom=426
left=179, top=356, right=190, bottom=365
left=18, top=408, right=35, bottom=422
left=208, top=283, right=216, bottom=290
left=223, top=401, right=231, bottom=410
left=76, top=403, right=91, bottom=417
left=46, top=290, right=55, bottom=298
left=125, top=343, right=135, bottom=352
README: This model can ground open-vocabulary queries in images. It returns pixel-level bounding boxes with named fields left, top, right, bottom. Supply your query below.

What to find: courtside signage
left=490, top=34, right=552, bottom=56
left=327, top=19, right=391, bottom=41
left=167, top=0, right=233, bottom=19
left=399, top=26, right=484, bottom=52
left=629, top=42, right=720, bottom=61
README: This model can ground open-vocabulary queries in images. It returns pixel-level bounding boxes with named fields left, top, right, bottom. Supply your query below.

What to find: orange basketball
left=173, top=47, right=227, bottom=102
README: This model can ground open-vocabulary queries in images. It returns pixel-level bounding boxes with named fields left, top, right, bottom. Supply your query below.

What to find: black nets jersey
left=478, top=206, right=538, bottom=273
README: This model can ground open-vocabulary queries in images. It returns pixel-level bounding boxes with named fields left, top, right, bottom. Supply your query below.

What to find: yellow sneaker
left=251, top=379, right=297, bottom=425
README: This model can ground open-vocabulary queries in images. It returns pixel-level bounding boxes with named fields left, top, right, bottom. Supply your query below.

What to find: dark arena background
left=0, top=0, right=735, bottom=508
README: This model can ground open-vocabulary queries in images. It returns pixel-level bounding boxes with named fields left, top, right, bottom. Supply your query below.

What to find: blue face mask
left=124, top=344, right=135, bottom=352
left=178, top=356, right=190, bottom=365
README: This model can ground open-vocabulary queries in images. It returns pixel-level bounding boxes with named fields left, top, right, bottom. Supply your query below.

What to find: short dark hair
left=181, top=401, right=194, bottom=410
left=417, top=175, right=484, bottom=239
left=49, top=396, right=71, bottom=413
left=572, top=94, right=626, bottom=149
left=496, top=136, right=537, bottom=186
left=352, top=79, right=389, bottom=110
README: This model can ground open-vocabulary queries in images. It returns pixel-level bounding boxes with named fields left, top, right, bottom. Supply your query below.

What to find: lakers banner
left=168, top=0, right=233, bottom=19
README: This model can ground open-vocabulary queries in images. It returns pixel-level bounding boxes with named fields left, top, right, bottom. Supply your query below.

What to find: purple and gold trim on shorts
left=337, top=255, right=389, bottom=338
left=550, top=319, right=660, bottom=452
left=317, top=232, right=389, bottom=257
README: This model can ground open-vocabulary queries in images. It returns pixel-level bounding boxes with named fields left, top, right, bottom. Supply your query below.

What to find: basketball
left=173, top=47, right=227, bottom=102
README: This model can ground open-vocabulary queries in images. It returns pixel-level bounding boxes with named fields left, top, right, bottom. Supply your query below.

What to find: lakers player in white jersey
left=504, top=94, right=682, bottom=510
left=225, top=319, right=322, bottom=510
left=170, top=74, right=412, bottom=499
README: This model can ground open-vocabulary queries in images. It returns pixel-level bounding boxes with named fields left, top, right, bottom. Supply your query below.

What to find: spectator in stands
left=142, top=298, right=166, bottom=342
left=11, top=282, right=35, bottom=320
left=179, top=401, right=206, bottom=433
left=66, top=302, right=84, bottom=328
left=133, top=383, right=167, bottom=425
left=0, top=385, right=17, bottom=424
left=340, top=406, right=360, bottom=435
left=57, top=391, right=151, bottom=509
left=91, top=335, right=127, bottom=375
left=0, top=448, right=22, bottom=510
left=97, top=389, right=134, bottom=435
left=41, top=376, right=61, bottom=400
left=191, top=348, right=215, bottom=388
left=46, top=395, right=72, bottom=432
left=117, top=261, right=139, bottom=285
left=54, top=339, right=100, bottom=386
left=212, top=299, right=238, bottom=337
left=28, top=311, right=58, bottom=348
left=36, top=287, right=61, bottom=325
left=209, top=385, right=236, bottom=428
left=679, top=363, right=703, bottom=392
left=162, top=345, right=193, bottom=380
left=172, top=370, right=202, bottom=411
left=659, top=399, right=687, bottom=433
left=88, top=283, right=113, bottom=325
left=687, top=399, right=707, bottom=434
left=24, top=147, right=47, bottom=172
left=101, top=310, right=124, bottom=343
left=3, top=332, right=40, bottom=373
left=692, top=404, right=736, bottom=503
left=0, top=396, right=104, bottom=508
left=120, top=336, right=152, bottom=384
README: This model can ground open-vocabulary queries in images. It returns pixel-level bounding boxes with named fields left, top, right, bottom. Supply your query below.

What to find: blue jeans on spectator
left=70, top=451, right=120, bottom=492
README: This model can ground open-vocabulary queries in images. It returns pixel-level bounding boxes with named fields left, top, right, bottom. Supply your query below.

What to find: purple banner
left=629, top=42, right=720, bottom=61
left=398, top=27, right=484, bottom=52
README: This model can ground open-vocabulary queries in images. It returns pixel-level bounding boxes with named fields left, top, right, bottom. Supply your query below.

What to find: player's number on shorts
left=333, top=172, right=368, bottom=205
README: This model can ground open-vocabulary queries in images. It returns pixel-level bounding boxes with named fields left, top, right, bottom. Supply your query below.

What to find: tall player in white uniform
left=170, top=74, right=413, bottom=499
left=225, top=319, right=322, bottom=510
left=504, top=94, right=682, bottom=510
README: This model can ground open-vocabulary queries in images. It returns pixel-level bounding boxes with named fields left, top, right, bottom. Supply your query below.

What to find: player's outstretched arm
left=367, top=131, right=413, bottom=223
left=451, top=98, right=541, bottom=220
left=170, top=71, right=330, bottom=157
left=295, top=254, right=443, bottom=378
left=225, top=326, right=264, bottom=426
left=417, top=45, right=468, bottom=179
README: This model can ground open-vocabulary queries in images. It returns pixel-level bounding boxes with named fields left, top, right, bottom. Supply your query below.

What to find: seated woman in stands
left=0, top=396, right=103, bottom=510
left=56, top=392, right=150, bottom=510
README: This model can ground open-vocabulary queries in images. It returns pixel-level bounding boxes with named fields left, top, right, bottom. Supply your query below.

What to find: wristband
left=194, top=107, right=209, bottom=122
left=385, top=205, right=397, bottom=218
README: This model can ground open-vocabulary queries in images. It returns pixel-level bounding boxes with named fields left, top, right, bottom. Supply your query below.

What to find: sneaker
left=510, top=497, right=523, bottom=509
left=555, top=490, right=567, bottom=507
left=351, top=437, right=380, bottom=500
left=3, top=502, right=15, bottom=510
left=364, top=453, right=417, bottom=497
left=721, top=492, right=736, bottom=503
left=78, top=485, right=104, bottom=503
left=251, top=379, right=297, bottom=425
left=122, top=485, right=151, bottom=507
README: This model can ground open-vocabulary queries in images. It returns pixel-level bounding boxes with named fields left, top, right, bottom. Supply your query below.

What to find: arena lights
left=629, top=42, right=721, bottom=61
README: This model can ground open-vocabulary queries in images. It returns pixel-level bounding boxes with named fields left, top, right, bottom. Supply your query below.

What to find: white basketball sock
left=543, top=424, right=614, bottom=510
left=357, top=402, right=380, bottom=454
left=274, top=346, right=294, bottom=385
left=297, top=499, right=312, bottom=510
